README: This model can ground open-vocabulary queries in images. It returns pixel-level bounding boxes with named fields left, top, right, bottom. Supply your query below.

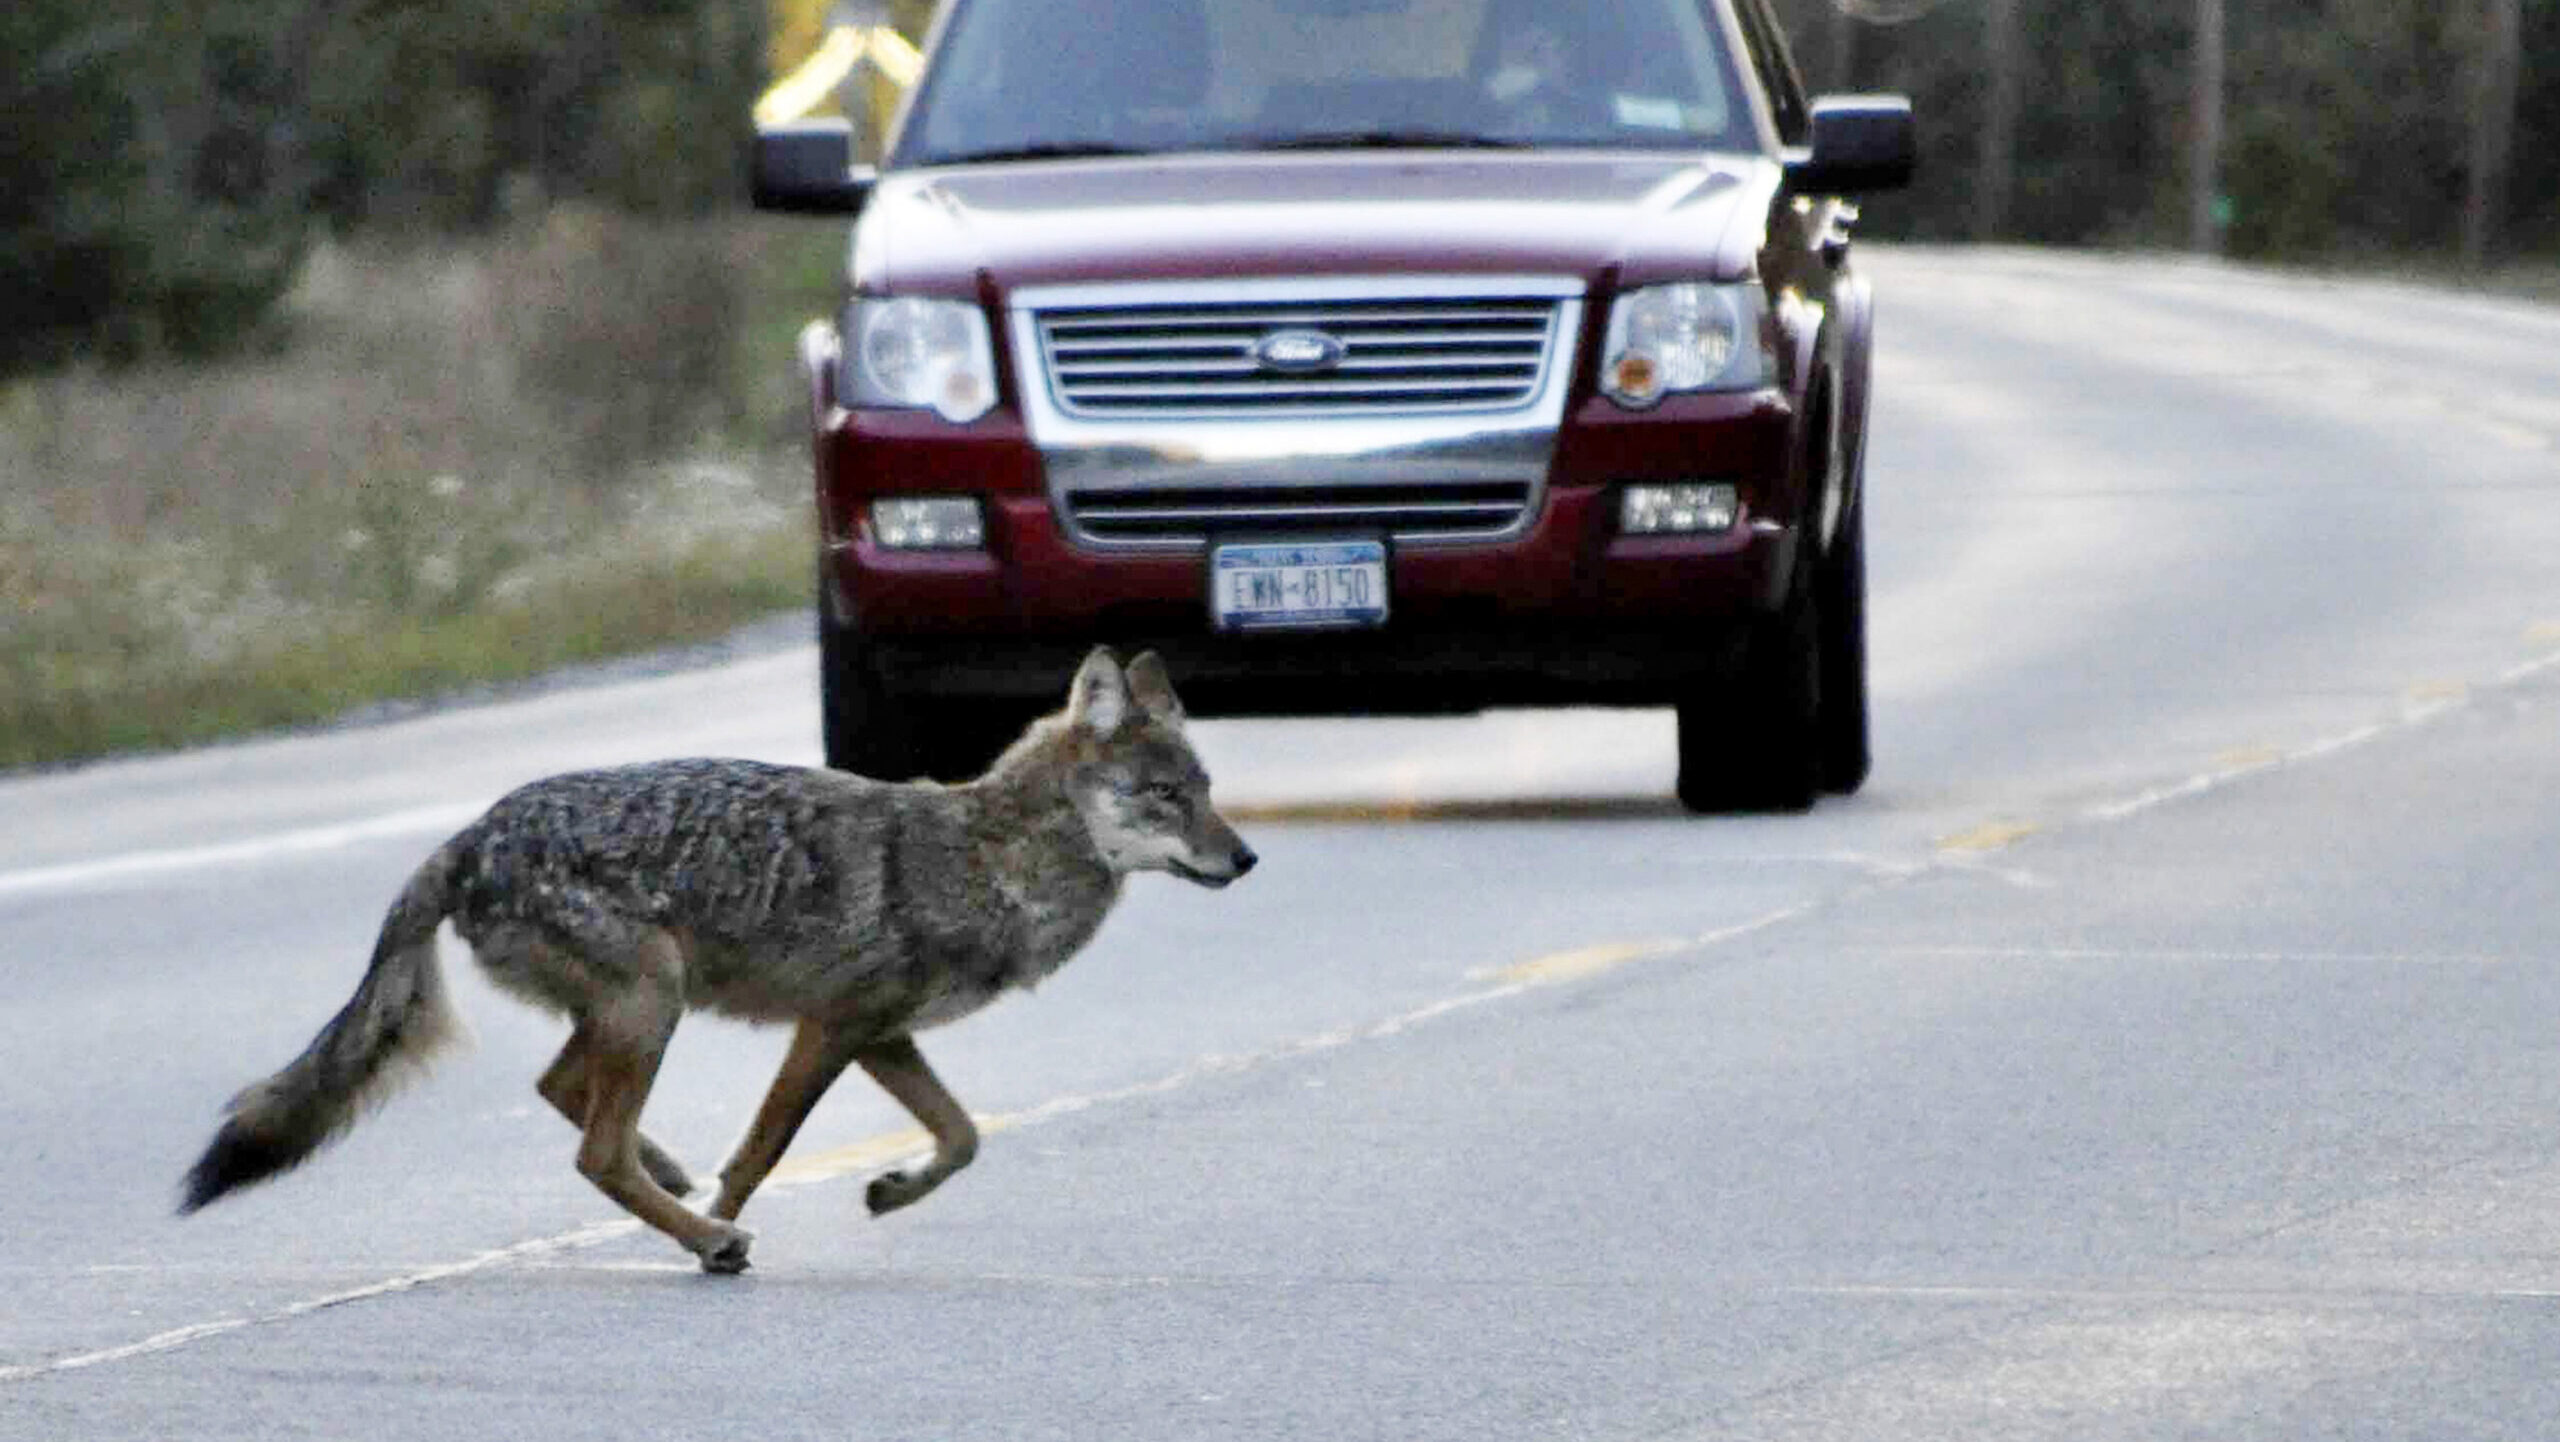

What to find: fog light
left=871, top=496, right=984, bottom=550
left=1620, top=482, right=1739, bottom=536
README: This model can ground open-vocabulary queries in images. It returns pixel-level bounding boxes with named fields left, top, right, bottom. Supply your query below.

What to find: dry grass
left=0, top=208, right=839, bottom=770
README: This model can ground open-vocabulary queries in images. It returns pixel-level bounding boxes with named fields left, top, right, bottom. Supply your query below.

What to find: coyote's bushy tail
left=179, top=845, right=467, bottom=1214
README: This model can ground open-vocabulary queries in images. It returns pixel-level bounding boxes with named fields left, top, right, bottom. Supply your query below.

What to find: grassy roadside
left=0, top=524, right=810, bottom=769
left=0, top=211, right=841, bottom=773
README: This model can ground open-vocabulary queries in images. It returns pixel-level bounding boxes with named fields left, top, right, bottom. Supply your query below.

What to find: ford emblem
left=1250, top=328, right=1348, bottom=374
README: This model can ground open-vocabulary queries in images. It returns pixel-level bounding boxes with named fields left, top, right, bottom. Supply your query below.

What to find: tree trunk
left=2188, top=0, right=2225, bottom=255
left=1976, top=0, right=2019, bottom=241
left=2464, top=0, right=2523, bottom=269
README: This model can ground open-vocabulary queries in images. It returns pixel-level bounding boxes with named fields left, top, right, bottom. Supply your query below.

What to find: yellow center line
left=2479, top=420, right=2552, bottom=452
left=1936, top=820, right=2039, bottom=854
left=767, top=1127, right=938, bottom=1185
left=1482, top=937, right=1691, bottom=986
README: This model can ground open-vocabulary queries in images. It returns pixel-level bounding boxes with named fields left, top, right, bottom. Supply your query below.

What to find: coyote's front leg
left=854, top=1036, right=980, bottom=1215
left=711, top=1019, right=862, bottom=1222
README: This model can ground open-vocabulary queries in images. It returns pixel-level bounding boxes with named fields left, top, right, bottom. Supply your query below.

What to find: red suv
left=753, top=0, right=1913, bottom=812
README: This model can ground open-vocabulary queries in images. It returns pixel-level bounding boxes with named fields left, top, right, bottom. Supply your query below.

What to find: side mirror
left=751, top=119, right=877, bottom=215
left=1784, top=96, right=1916, bottom=196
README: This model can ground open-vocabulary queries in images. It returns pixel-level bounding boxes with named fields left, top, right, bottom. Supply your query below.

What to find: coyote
left=179, top=648, right=1254, bottom=1273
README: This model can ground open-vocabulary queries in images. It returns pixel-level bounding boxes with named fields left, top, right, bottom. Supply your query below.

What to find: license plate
left=1210, top=540, right=1389, bottom=632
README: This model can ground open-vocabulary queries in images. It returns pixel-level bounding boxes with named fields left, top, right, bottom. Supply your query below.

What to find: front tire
left=1674, top=557, right=1824, bottom=815
left=819, top=605, right=926, bottom=782
left=1817, top=496, right=1872, bottom=796
left=917, top=702, right=1038, bottom=782
left=818, top=603, right=1030, bottom=784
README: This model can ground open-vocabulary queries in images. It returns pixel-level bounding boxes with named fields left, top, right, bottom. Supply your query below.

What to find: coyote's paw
left=865, top=1169, right=931, bottom=1217
left=690, top=1221, right=754, bottom=1275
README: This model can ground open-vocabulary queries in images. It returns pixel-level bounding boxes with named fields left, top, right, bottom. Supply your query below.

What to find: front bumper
left=817, top=390, right=1804, bottom=712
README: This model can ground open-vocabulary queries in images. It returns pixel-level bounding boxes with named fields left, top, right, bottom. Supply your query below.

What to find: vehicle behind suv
left=752, top=0, right=1914, bottom=812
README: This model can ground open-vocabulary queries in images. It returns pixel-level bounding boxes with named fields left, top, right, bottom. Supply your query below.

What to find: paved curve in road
left=3, top=248, right=2556, bottom=1441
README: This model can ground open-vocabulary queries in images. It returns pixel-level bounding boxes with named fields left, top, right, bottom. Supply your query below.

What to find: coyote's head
left=1058, top=648, right=1256, bottom=888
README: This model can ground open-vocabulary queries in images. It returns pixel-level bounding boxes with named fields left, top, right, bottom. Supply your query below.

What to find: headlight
left=1599, top=283, right=1773, bottom=409
left=843, top=296, right=997, bottom=423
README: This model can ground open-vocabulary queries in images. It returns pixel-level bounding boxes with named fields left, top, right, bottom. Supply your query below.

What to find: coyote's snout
left=179, top=648, right=1249, bottom=1272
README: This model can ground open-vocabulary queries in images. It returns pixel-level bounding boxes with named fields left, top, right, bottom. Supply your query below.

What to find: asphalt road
left=4, top=248, right=2557, bottom=1440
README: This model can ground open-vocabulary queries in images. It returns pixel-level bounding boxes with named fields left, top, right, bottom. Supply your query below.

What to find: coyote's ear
left=1065, top=647, right=1129, bottom=736
left=1125, top=650, right=1185, bottom=726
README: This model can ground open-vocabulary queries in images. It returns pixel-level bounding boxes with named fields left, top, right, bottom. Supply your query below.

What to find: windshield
left=897, top=0, right=1752, bottom=167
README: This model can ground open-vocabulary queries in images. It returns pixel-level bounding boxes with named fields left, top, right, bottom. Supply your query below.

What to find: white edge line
left=0, top=1319, right=254, bottom=1382
left=2499, top=649, right=2560, bottom=686
left=2079, top=691, right=2480, bottom=826
left=0, top=803, right=486, bottom=902
left=1692, top=904, right=1818, bottom=949
left=0, top=1221, right=639, bottom=1383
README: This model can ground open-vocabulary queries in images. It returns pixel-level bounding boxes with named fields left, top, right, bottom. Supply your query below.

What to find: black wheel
left=914, top=702, right=1037, bottom=783
left=1817, top=495, right=1872, bottom=796
left=1674, top=557, right=1824, bottom=815
left=819, top=605, right=927, bottom=781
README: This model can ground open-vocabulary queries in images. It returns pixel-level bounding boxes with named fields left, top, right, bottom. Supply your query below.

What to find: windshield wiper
left=1231, top=129, right=1532, bottom=152
left=926, top=142, right=1155, bottom=166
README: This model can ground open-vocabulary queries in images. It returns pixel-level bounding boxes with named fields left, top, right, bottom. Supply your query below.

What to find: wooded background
left=1770, top=0, right=2551, bottom=263
left=4, top=0, right=763, bottom=373
left=4, top=0, right=2551, bottom=376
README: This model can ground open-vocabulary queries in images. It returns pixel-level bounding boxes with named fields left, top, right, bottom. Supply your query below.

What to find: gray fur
left=179, top=648, right=1252, bottom=1270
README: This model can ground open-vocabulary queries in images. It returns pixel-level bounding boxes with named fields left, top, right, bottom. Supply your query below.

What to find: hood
left=849, top=150, right=1772, bottom=299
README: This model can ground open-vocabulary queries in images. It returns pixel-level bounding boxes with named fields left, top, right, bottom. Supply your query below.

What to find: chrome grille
left=1066, top=481, right=1533, bottom=544
left=1036, top=296, right=1563, bottom=417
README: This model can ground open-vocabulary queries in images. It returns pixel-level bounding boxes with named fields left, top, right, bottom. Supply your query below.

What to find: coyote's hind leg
left=537, top=1026, right=696, bottom=1197
left=567, top=933, right=752, bottom=1273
